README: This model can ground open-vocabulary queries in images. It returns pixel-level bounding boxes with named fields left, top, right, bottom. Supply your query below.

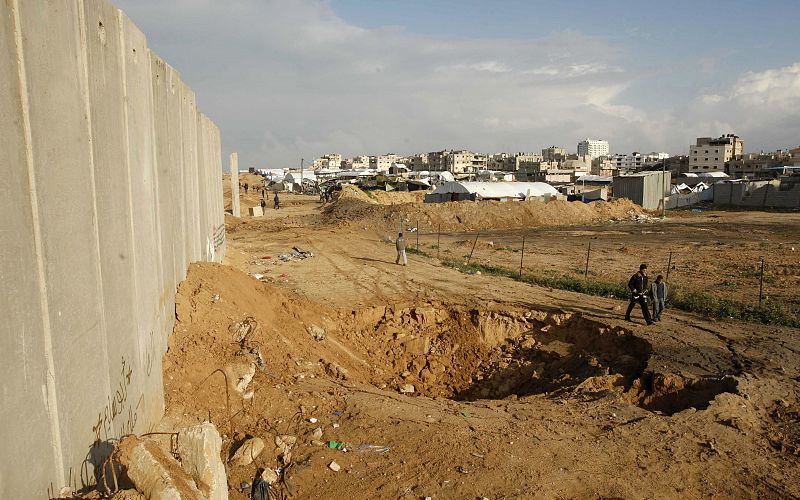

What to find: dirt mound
left=325, top=186, right=643, bottom=232
left=367, top=190, right=426, bottom=205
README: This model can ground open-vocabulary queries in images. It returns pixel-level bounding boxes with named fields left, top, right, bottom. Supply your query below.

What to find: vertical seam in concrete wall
left=10, top=0, right=66, bottom=486
left=76, top=0, right=114, bottom=408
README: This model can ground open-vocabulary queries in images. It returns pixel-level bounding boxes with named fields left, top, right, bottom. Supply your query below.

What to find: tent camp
left=425, top=181, right=558, bottom=203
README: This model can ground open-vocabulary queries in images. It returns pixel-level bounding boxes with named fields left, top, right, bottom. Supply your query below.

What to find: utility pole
left=300, top=158, right=304, bottom=193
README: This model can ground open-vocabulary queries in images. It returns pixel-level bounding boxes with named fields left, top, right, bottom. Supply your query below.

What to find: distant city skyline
left=115, top=0, right=800, bottom=168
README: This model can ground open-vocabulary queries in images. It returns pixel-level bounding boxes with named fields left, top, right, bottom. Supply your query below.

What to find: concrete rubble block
left=230, top=437, right=265, bottom=467
left=223, top=362, right=256, bottom=394
left=177, top=422, right=228, bottom=500
left=248, top=206, right=263, bottom=217
left=399, top=384, right=416, bottom=394
left=116, top=435, right=205, bottom=500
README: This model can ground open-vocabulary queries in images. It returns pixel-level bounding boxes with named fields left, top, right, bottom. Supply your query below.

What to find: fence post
left=519, top=235, right=526, bottom=278
left=584, top=242, right=591, bottom=278
left=467, top=233, right=479, bottom=265
left=416, top=220, right=419, bottom=252
left=759, top=257, right=765, bottom=307
left=437, top=224, right=441, bottom=260
left=666, top=250, right=673, bottom=280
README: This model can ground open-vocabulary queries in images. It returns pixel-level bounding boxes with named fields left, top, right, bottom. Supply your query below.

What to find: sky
left=114, top=0, right=800, bottom=169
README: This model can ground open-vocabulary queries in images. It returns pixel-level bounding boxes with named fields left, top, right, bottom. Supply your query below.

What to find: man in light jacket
left=396, top=232, right=407, bottom=266
left=650, top=274, right=668, bottom=322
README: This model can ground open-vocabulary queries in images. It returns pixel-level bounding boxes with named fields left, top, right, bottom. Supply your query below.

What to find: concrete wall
left=713, top=180, right=800, bottom=208
left=0, top=1, right=224, bottom=497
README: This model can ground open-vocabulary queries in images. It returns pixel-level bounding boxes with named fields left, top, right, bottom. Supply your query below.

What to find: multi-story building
left=488, top=152, right=543, bottom=171
left=351, top=155, right=370, bottom=169
left=577, top=139, right=609, bottom=160
left=446, top=150, right=487, bottom=174
left=608, top=153, right=643, bottom=172
left=313, top=153, right=342, bottom=169
left=689, top=134, right=743, bottom=172
left=791, top=146, right=800, bottom=167
left=426, top=150, right=450, bottom=172
left=542, top=146, right=567, bottom=163
left=726, top=150, right=791, bottom=179
left=408, top=153, right=429, bottom=171
left=370, top=153, right=400, bottom=171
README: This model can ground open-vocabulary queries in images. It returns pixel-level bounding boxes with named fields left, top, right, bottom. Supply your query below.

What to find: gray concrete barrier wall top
left=0, top=1, right=224, bottom=496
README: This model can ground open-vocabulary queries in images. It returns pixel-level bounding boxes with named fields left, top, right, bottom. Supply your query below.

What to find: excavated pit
left=340, top=304, right=737, bottom=414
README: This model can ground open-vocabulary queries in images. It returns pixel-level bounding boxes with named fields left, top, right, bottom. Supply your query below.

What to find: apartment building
left=488, top=152, right=543, bottom=171
left=408, top=153, right=429, bottom=171
left=313, top=153, right=343, bottom=169
left=791, top=147, right=800, bottom=166
left=577, top=139, right=609, bottom=160
left=726, top=150, right=792, bottom=179
left=426, top=150, right=450, bottom=172
left=370, top=153, right=400, bottom=171
left=446, top=150, right=488, bottom=174
left=689, top=134, right=743, bottom=172
left=542, top=146, right=567, bottom=163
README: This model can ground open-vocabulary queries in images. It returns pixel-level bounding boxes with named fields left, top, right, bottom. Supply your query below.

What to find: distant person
left=395, top=232, right=407, bottom=266
left=261, top=187, right=266, bottom=199
left=260, top=198, right=266, bottom=211
left=650, top=274, right=668, bottom=322
left=274, top=192, right=280, bottom=210
left=244, top=182, right=249, bottom=194
left=626, top=263, right=653, bottom=325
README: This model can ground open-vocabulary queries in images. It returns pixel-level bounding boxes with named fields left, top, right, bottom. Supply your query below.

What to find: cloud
left=691, top=62, right=800, bottom=149
left=115, top=1, right=799, bottom=165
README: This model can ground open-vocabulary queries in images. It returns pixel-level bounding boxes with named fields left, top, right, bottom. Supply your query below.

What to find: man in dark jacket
left=626, top=263, right=653, bottom=324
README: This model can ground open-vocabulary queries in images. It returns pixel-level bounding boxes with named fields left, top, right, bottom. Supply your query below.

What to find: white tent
left=431, top=181, right=557, bottom=200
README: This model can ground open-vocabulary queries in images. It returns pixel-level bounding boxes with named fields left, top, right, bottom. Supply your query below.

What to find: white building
left=689, top=135, right=743, bottom=172
left=577, top=138, right=609, bottom=160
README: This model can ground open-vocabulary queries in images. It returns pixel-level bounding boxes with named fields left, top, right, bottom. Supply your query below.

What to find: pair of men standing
left=626, top=263, right=667, bottom=324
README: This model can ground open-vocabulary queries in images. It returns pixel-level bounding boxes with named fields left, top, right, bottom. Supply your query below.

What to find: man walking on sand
left=395, top=232, right=407, bottom=266
left=274, top=192, right=280, bottom=210
left=626, top=263, right=654, bottom=325
left=650, top=274, right=668, bottom=322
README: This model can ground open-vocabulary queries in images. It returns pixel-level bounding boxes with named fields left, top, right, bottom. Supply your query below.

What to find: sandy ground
left=149, top=188, right=799, bottom=499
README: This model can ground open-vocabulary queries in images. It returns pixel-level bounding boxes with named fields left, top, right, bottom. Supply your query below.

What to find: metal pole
left=437, top=224, right=441, bottom=260
left=416, top=220, right=419, bottom=251
left=662, top=161, right=666, bottom=217
left=467, top=234, right=479, bottom=265
left=666, top=250, right=673, bottom=280
left=584, top=242, right=591, bottom=278
left=519, top=235, right=526, bottom=278
left=300, top=158, right=304, bottom=191
left=759, top=257, right=765, bottom=307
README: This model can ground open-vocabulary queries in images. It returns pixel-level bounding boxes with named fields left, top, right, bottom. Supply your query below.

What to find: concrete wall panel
left=80, top=3, right=148, bottom=476
left=180, top=83, right=201, bottom=263
left=118, top=11, right=166, bottom=437
left=149, top=53, right=178, bottom=347
left=0, top=4, right=61, bottom=495
left=16, top=0, right=113, bottom=486
left=166, top=64, right=188, bottom=283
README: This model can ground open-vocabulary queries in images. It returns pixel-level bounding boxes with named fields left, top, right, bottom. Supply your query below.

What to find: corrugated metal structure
left=612, top=171, right=671, bottom=209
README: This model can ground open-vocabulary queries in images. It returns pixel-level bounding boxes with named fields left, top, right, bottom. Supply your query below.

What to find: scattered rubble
left=230, top=437, right=266, bottom=467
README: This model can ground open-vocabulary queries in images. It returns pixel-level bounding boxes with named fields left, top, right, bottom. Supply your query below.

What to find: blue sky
left=115, top=0, right=800, bottom=168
